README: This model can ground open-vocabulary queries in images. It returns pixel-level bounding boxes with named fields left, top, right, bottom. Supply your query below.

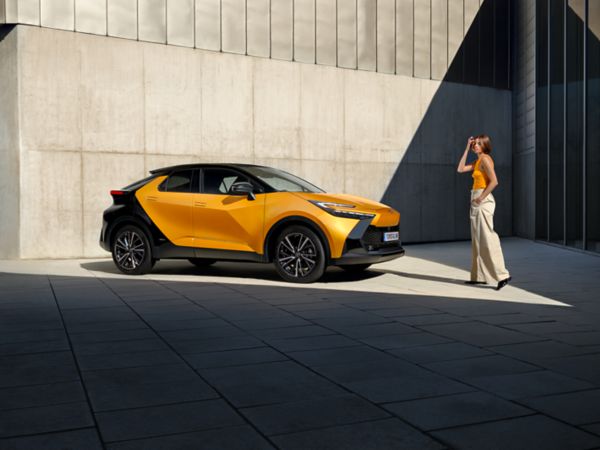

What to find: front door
left=193, top=168, right=265, bottom=254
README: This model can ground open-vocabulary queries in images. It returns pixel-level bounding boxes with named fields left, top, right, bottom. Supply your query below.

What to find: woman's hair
left=475, top=134, right=492, bottom=154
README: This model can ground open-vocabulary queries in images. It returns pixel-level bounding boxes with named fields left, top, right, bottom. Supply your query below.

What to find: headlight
left=309, top=201, right=375, bottom=220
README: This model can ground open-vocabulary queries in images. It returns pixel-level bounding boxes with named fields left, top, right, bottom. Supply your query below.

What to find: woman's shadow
left=374, top=268, right=496, bottom=289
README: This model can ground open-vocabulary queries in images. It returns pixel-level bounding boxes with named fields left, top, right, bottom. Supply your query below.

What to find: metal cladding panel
left=316, top=0, right=336, bottom=66
left=167, top=0, right=194, bottom=47
left=414, top=0, right=431, bottom=79
left=41, top=0, right=75, bottom=31
left=139, top=0, right=167, bottom=44
left=107, top=0, right=137, bottom=39
left=377, top=0, right=395, bottom=74
left=294, top=0, right=316, bottom=63
left=396, top=0, right=413, bottom=76
left=448, top=0, right=463, bottom=66
left=431, top=0, right=448, bottom=80
left=195, top=0, right=220, bottom=51
left=222, top=0, right=246, bottom=54
left=271, top=0, right=293, bottom=60
left=247, top=0, right=270, bottom=57
left=18, top=0, right=40, bottom=25
left=337, top=0, right=357, bottom=69
left=76, top=0, right=107, bottom=35
left=357, top=0, right=376, bottom=71
left=4, top=0, right=16, bottom=23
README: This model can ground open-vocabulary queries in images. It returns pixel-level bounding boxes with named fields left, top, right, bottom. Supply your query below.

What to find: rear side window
left=202, top=168, right=252, bottom=194
left=161, top=170, right=194, bottom=193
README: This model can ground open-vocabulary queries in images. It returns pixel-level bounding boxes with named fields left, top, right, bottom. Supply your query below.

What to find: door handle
left=194, top=202, right=206, bottom=207
left=146, top=196, right=157, bottom=202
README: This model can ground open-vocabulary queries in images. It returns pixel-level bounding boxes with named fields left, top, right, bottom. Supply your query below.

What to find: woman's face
left=472, top=140, right=483, bottom=154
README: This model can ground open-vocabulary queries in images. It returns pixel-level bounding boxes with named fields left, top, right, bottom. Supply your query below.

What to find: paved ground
left=1, top=237, right=599, bottom=449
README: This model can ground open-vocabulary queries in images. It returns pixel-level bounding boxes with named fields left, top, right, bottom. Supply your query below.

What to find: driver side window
left=202, top=168, right=250, bottom=194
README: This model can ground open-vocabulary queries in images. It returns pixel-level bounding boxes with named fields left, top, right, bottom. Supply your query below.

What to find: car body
left=100, top=164, right=404, bottom=282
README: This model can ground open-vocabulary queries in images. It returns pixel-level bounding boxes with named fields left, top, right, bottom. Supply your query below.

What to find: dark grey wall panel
left=139, top=0, right=166, bottom=44
left=247, top=0, right=270, bottom=57
left=76, top=0, right=107, bottom=35
left=271, top=0, right=293, bottom=60
left=316, top=0, right=336, bottom=66
left=377, top=0, right=395, bottom=74
left=396, top=0, right=413, bottom=76
left=414, top=0, right=431, bottom=78
left=167, top=0, right=194, bottom=47
left=357, top=0, right=376, bottom=71
left=222, top=0, right=246, bottom=54
left=338, top=0, right=357, bottom=69
left=294, top=0, right=316, bottom=63
left=431, top=0, right=448, bottom=80
left=195, top=0, right=221, bottom=51
left=41, top=0, right=74, bottom=31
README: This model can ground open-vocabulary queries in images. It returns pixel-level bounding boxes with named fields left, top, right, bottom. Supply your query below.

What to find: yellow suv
left=100, top=164, right=404, bottom=283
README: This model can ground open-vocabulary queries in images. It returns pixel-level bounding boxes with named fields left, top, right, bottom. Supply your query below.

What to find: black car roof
left=149, top=163, right=266, bottom=175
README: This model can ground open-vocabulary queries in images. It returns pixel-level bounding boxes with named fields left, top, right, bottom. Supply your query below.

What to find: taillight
left=110, top=190, right=125, bottom=196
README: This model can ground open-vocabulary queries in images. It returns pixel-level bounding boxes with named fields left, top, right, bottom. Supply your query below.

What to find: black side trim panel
left=153, top=242, right=265, bottom=262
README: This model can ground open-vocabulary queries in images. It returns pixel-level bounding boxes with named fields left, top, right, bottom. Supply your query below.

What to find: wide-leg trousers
left=470, top=189, right=510, bottom=284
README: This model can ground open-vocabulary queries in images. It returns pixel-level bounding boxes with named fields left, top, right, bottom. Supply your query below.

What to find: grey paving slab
left=0, top=329, right=67, bottom=344
left=388, top=342, right=493, bottom=364
left=0, top=320, right=64, bottom=333
left=72, top=338, right=170, bottom=356
left=230, top=316, right=313, bottom=330
left=384, top=391, right=533, bottom=430
left=66, top=320, right=149, bottom=334
left=419, top=322, right=543, bottom=346
left=359, top=332, right=453, bottom=350
left=0, top=352, right=79, bottom=388
left=184, top=347, right=288, bottom=369
left=106, top=425, right=275, bottom=450
left=473, top=313, right=556, bottom=325
left=288, top=346, right=391, bottom=367
left=537, top=353, right=600, bottom=384
left=423, top=355, right=540, bottom=380
left=504, top=321, right=595, bottom=336
left=332, top=322, right=420, bottom=338
left=96, top=399, right=245, bottom=442
left=69, top=328, right=157, bottom=344
left=242, top=394, right=390, bottom=435
left=548, top=331, right=600, bottom=346
left=0, top=381, right=86, bottom=411
left=78, top=349, right=183, bottom=371
left=488, top=340, right=595, bottom=362
left=249, top=325, right=334, bottom=340
left=61, top=306, right=139, bottom=324
left=271, top=418, right=445, bottom=450
left=169, top=335, right=265, bottom=354
left=0, top=339, right=70, bottom=356
left=432, top=415, right=600, bottom=450
left=466, top=370, right=595, bottom=400
left=396, top=313, right=472, bottom=326
left=266, top=335, right=358, bottom=352
left=584, top=423, right=600, bottom=437
left=148, top=318, right=232, bottom=331
left=0, top=429, right=103, bottom=450
left=0, top=402, right=94, bottom=438
left=158, top=325, right=248, bottom=341
left=199, top=361, right=346, bottom=407
left=343, top=372, right=475, bottom=403
left=521, top=389, right=600, bottom=425
left=312, top=358, right=428, bottom=384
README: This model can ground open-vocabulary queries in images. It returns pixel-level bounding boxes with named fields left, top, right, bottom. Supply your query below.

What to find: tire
left=188, top=258, right=216, bottom=267
left=340, top=263, right=372, bottom=273
left=273, top=225, right=326, bottom=283
left=111, top=225, right=154, bottom=275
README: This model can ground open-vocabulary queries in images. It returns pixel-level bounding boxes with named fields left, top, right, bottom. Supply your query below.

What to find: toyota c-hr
left=100, top=164, right=404, bottom=283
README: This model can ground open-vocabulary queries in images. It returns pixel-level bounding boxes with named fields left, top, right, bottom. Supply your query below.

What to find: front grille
left=361, top=226, right=400, bottom=249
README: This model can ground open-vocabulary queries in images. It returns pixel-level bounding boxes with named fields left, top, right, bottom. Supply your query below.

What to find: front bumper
left=332, top=244, right=405, bottom=265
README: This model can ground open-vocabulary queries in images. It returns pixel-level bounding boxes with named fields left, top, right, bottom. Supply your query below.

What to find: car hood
left=292, top=192, right=394, bottom=213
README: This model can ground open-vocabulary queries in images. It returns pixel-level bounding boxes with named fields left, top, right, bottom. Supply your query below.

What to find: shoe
left=465, top=280, right=486, bottom=285
left=496, top=277, right=512, bottom=290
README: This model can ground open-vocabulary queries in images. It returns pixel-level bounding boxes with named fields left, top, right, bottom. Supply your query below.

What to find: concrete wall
left=0, top=25, right=19, bottom=258
left=512, top=0, right=536, bottom=239
left=4, top=25, right=511, bottom=258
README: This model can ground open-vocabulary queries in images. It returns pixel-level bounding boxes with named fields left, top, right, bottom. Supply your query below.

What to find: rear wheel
left=188, top=258, right=216, bottom=267
left=112, top=225, right=154, bottom=275
left=274, top=225, right=326, bottom=283
left=340, top=263, right=372, bottom=273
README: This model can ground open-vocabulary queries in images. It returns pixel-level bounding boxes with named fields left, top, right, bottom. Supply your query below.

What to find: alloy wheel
left=277, top=232, right=319, bottom=278
left=114, top=230, right=146, bottom=271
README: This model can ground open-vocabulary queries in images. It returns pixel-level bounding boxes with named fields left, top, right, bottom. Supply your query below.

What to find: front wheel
left=112, top=225, right=154, bottom=275
left=274, top=225, right=326, bottom=283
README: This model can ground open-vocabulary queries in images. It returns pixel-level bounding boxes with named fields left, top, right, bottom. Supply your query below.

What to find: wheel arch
left=107, top=216, right=157, bottom=255
left=264, top=216, right=332, bottom=264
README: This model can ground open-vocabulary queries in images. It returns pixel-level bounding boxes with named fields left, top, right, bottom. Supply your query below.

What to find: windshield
left=243, top=166, right=324, bottom=193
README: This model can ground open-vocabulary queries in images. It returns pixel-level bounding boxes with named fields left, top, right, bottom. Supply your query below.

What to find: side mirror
left=230, top=181, right=256, bottom=201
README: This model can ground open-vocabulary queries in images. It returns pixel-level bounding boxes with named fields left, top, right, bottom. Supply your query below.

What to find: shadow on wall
left=381, top=0, right=512, bottom=243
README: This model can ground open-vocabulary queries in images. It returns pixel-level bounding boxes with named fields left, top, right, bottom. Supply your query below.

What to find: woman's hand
left=472, top=196, right=484, bottom=206
left=467, top=136, right=475, bottom=149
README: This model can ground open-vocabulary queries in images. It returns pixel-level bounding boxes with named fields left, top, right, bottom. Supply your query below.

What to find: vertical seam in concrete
left=342, top=69, right=346, bottom=192
left=142, top=44, right=147, bottom=173
left=79, top=30, right=84, bottom=256
left=251, top=58, right=255, bottom=164
left=16, top=25, right=22, bottom=258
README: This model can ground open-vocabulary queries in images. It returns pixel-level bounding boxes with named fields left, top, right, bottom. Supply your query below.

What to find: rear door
left=192, top=168, right=265, bottom=253
left=136, top=169, right=195, bottom=247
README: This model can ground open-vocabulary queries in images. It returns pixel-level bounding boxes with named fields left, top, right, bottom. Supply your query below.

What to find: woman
left=457, top=135, right=511, bottom=290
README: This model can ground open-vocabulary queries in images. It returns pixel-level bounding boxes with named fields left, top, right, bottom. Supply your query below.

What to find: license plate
left=383, top=231, right=399, bottom=242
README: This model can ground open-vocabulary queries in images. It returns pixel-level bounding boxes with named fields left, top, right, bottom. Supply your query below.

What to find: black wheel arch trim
left=264, top=216, right=331, bottom=264
left=106, top=215, right=158, bottom=256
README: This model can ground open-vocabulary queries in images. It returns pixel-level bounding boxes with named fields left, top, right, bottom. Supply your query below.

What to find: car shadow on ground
left=374, top=269, right=497, bottom=289
left=79, top=260, right=385, bottom=284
